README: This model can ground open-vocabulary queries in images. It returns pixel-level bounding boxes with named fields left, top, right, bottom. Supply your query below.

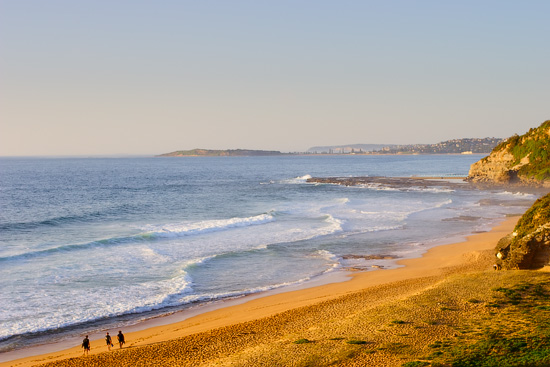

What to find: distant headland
left=157, top=149, right=289, bottom=157
left=158, top=138, right=504, bottom=157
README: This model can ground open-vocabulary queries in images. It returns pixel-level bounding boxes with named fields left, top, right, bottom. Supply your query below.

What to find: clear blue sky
left=1, top=0, right=549, bottom=156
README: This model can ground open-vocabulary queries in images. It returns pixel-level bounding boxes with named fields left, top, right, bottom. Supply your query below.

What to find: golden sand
left=0, top=217, right=518, bottom=367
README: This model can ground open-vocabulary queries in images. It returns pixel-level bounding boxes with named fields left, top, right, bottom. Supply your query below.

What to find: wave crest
left=0, top=214, right=276, bottom=263
left=141, top=213, right=275, bottom=238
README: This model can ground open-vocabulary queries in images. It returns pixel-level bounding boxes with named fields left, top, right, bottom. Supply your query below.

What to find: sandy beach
left=1, top=216, right=519, bottom=367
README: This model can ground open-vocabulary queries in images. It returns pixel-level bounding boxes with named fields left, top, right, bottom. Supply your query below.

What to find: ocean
left=0, top=155, right=537, bottom=354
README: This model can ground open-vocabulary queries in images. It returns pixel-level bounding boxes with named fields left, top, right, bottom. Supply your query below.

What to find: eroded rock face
left=496, top=193, right=550, bottom=270
left=496, top=225, right=550, bottom=269
left=467, top=120, right=550, bottom=187
left=467, top=149, right=517, bottom=184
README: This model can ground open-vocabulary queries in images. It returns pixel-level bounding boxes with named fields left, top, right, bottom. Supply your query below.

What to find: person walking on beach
left=105, top=332, right=113, bottom=350
left=117, top=330, right=125, bottom=349
left=81, top=335, right=90, bottom=356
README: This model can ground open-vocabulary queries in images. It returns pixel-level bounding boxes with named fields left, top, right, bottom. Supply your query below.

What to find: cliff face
left=496, top=193, right=550, bottom=270
left=468, top=149, right=517, bottom=184
left=467, top=120, right=550, bottom=187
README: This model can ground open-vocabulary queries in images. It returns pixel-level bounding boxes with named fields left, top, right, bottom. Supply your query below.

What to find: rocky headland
left=459, top=120, right=550, bottom=269
left=158, top=149, right=287, bottom=157
left=467, top=120, right=550, bottom=187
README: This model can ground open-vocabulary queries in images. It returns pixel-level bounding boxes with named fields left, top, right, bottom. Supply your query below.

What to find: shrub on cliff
left=508, top=121, right=550, bottom=180
left=514, top=193, right=550, bottom=238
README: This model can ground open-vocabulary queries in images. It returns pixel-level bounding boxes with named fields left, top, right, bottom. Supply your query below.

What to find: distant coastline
left=158, top=138, right=502, bottom=157
left=157, top=149, right=290, bottom=157
left=157, top=150, right=488, bottom=157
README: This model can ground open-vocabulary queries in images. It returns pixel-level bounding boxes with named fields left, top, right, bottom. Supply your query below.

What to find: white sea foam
left=497, top=191, right=537, bottom=199
left=335, top=197, right=350, bottom=204
left=315, top=249, right=342, bottom=270
left=0, top=256, right=211, bottom=341
left=322, top=214, right=344, bottom=234
left=355, top=183, right=454, bottom=193
left=436, top=199, right=453, bottom=207
left=355, top=199, right=452, bottom=221
left=175, top=276, right=321, bottom=305
left=277, top=174, right=313, bottom=185
left=356, top=183, right=398, bottom=191
left=141, top=214, right=275, bottom=238
left=138, top=247, right=171, bottom=264
left=1, top=278, right=191, bottom=340
left=412, top=187, right=455, bottom=193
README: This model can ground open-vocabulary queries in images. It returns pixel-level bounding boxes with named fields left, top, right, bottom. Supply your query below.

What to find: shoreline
left=0, top=216, right=519, bottom=367
left=0, top=226, right=476, bottom=362
left=0, top=269, right=352, bottom=363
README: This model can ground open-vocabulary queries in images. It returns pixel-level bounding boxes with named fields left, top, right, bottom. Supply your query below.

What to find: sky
left=1, top=1, right=549, bottom=156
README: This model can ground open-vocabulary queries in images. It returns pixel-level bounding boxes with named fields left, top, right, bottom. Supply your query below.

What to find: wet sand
left=0, top=217, right=518, bottom=367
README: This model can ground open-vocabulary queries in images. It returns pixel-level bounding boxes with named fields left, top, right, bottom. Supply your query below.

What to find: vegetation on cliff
left=468, top=120, right=550, bottom=185
left=513, top=193, right=550, bottom=239
left=494, top=120, right=550, bottom=180
left=496, top=193, right=550, bottom=270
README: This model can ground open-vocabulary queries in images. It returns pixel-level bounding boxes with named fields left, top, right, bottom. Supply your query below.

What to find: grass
left=402, top=362, right=430, bottom=367
left=427, top=274, right=550, bottom=366
left=203, top=267, right=550, bottom=367
left=318, top=271, right=550, bottom=366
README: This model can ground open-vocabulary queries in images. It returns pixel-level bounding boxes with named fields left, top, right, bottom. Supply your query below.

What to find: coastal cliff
left=496, top=193, right=550, bottom=270
left=467, top=120, right=550, bottom=187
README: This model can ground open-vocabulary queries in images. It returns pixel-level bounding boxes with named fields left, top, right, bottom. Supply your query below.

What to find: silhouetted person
left=105, top=332, right=113, bottom=350
left=117, top=330, right=125, bottom=349
left=82, top=335, right=90, bottom=355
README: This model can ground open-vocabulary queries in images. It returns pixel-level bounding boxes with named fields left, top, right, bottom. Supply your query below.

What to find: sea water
left=0, top=155, right=537, bottom=353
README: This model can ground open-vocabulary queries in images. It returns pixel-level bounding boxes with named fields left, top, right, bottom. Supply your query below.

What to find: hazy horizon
left=1, top=1, right=549, bottom=157
left=0, top=137, right=503, bottom=158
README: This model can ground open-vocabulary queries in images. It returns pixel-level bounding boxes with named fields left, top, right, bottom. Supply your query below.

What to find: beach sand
left=1, top=217, right=519, bottom=367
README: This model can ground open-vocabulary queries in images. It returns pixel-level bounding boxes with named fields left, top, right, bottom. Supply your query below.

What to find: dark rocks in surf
left=341, top=254, right=397, bottom=261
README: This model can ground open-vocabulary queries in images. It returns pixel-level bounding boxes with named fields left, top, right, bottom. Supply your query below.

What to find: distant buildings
left=378, top=138, right=503, bottom=154
left=308, top=138, right=503, bottom=155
